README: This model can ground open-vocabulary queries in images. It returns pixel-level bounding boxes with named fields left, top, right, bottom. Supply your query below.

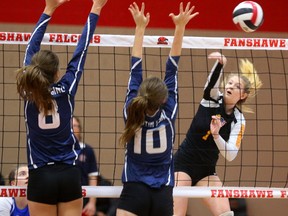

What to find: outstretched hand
left=208, top=52, right=227, bottom=66
left=169, top=2, right=199, bottom=27
left=129, top=2, right=150, bottom=28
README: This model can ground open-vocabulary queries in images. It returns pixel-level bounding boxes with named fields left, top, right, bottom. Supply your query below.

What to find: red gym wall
left=0, top=0, right=287, bottom=32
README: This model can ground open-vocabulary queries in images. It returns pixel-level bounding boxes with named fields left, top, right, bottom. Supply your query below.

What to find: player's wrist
left=213, top=134, right=220, bottom=139
left=43, top=7, right=56, bottom=16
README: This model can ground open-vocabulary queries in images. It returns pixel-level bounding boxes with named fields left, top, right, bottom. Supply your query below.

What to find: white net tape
left=1, top=186, right=288, bottom=198
left=0, top=32, right=287, bottom=50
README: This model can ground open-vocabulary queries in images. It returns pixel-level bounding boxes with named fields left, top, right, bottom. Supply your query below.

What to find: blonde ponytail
left=237, top=59, right=263, bottom=113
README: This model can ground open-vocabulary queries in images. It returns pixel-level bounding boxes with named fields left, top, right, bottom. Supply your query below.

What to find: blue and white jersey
left=76, top=142, right=99, bottom=186
left=0, top=197, right=12, bottom=216
left=10, top=198, right=29, bottom=216
left=122, top=56, right=179, bottom=188
left=0, top=197, right=29, bottom=216
left=23, top=13, right=99, bottom=169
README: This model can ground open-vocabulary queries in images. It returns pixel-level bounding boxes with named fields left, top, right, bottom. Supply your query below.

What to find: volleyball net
left=0, top=32, right=288, bottom=198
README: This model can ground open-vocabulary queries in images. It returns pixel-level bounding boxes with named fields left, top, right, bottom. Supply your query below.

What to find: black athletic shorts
left=174, top=149, right=217, bottom=186
left=117, top=182, right=173, bottom=216
left=27, top=163, right=82, bottom=204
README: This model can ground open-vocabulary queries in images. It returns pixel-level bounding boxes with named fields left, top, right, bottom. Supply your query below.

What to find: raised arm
left=24, top=0, right=70, bottom=66
left=203, top=52, right=227, bottom=101
left=90, top=0, right=107, bottom=15
left=163, top=2, right=198, bottom=119
left=65, top=0, right=107, bottom=96
left=123, top=2, right=150, bottom=119
left=129, top=2, right=150, bottom=58
left=169, top=2, right=199, bottom=56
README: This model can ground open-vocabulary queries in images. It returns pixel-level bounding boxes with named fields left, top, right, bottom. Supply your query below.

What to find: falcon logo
left=157, top=37, right=168, bottom=45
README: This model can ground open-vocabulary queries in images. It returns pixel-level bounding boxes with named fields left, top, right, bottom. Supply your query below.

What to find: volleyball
left=232, top=1, right=264, bottom=33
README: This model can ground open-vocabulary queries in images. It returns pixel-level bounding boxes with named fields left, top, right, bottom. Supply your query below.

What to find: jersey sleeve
left=59, top=13, right=99, bottom=97
left=0, top=197, right=13, bottom=216
left=123, top=56, right=143, bottom=121
left=214, top=111, right=246, bottom=161
left=203, top=60, right=225, bottom=101
left=23, top=13, right=51, bottom=66
left=164, top=55, right=180, bottom=120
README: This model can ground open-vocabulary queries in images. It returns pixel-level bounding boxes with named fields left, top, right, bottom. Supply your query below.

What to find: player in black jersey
left=174, top=52, right=262, bottom=216
left=16, top=0, right=107, bottom=215
left=116, top=2, right=198, bottom=216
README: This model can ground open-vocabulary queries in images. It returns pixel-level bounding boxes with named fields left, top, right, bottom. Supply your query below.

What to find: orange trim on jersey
left=236, top=124, right=245, bottom=149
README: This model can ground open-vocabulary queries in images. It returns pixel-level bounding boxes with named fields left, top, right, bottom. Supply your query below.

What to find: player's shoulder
left=234, top=107, right=246, bottom=122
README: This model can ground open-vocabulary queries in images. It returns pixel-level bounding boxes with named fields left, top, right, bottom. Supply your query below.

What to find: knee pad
left=219, top=211, right=234, bottom=216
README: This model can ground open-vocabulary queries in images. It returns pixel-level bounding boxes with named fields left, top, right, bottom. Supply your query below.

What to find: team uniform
left=118, top=56, right=179, bottom=216
left=174, top=60, right=245, bottom=186
left=0, top=197, right=29, bottom=216
left=23, top=13, right=100, bottom=204
left=76, top=142, right=99, bottom=186
left=76, top=142, right=99, bottom=206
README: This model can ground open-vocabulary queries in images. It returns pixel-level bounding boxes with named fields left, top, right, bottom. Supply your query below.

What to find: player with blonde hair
left=174, top=52, right=262, bottom=216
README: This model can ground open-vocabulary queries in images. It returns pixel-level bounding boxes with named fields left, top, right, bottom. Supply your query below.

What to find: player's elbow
left=225, top=151, right=238, bottom=162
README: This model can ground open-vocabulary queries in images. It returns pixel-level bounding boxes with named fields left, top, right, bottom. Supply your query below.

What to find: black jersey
left=178, top=61, right=245, bottom=167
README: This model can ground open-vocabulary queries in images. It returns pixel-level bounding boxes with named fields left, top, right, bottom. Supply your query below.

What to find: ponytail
left=119, top=76, right=168, bottom=147
left=119, top=95, right=148, bottom=147
left=16, top=50, right=59, bottom=115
